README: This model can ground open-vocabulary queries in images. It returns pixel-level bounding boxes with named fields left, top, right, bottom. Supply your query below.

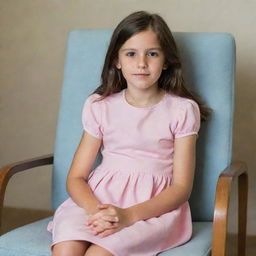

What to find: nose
left=137, top=55, right=147, bottom=69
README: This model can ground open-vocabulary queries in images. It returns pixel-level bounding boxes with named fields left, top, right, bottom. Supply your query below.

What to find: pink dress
left=48, top=89, right=200, bottom=256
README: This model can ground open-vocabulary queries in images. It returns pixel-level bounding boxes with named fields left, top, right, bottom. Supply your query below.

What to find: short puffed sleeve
left=82, top=94, right=103, bottom=139
left=172, top=99, right=201, bottom=139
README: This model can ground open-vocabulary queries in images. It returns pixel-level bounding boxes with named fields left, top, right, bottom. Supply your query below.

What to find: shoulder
left=83, top=91, right=124, bottom=116
left=85, top=93, right=102, bottom=104
left=84, top=93, right=106, bottom=110
left=166, top=93, right=199, bottom=109
left=165, top=93, right=201, bottom=124
left=164, top=93, right=200, bottom=117
left=86, top=91, right=122, bottom=104
left=167, top=94, right=201, bottom=137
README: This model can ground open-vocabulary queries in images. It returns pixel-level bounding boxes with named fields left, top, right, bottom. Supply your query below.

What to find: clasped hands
left=86, top=204, right=133, bottom=238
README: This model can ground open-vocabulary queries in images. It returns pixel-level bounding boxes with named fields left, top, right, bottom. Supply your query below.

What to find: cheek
left=119, top=66, right=129, bottom=79
left=152, top=63, right=165, bottom=74
left=120, top=61, right=132, bottom=73
left=152, top=65, right=165, bottom=80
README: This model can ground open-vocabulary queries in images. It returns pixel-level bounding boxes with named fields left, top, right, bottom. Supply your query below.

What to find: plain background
left=0, top=0, right=255, bottom=235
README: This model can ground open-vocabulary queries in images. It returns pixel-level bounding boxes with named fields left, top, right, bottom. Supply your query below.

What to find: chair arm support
left=0, top=154, right=54, bottom=231
left=212, top=161, right=248, bottom=256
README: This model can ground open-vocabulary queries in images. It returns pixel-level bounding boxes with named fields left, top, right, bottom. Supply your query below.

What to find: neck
left=125, top=87, right=165, bottom=107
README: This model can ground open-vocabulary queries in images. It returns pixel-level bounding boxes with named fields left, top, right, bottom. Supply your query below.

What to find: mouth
left=133, top=73, right=150, bottom=76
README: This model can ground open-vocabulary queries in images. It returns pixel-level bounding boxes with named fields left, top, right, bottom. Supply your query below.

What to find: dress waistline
left=96, top=156, right=173, bottom=175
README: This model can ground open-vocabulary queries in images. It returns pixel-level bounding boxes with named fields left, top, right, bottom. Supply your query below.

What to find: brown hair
left=93, top=11, right=210, bottom=121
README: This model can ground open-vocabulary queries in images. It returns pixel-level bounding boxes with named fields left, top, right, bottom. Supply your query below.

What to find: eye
left=147, top=51, right=159, bottom=57
left=126, top=52, right=135, bottom=57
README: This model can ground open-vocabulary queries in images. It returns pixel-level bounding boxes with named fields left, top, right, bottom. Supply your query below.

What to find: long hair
left=93, top=11, right=210, bottom=121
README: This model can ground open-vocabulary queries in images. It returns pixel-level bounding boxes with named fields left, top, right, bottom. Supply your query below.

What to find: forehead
left=120, top=29, right=161, bottom=49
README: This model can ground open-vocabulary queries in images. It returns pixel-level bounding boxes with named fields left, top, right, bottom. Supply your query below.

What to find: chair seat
left=0, top=217, right=52, bottom=256
left=0, top=218, right=212, bottom=256
left=158, top=222, right=212, bottom=256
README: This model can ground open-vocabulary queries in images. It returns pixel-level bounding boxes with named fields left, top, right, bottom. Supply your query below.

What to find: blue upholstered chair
left=0, top=30, right=248, bottom=256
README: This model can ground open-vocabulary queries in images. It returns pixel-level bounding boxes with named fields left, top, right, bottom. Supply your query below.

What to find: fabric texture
left=48, top=89, right=200, bottom=256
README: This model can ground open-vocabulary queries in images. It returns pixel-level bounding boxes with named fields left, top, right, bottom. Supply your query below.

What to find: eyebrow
left=121, top=47, right=162, bottom=52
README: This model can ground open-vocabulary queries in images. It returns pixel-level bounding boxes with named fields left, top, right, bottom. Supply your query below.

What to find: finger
left=92, top=225, right=104, bottom=234
left=92, top=219, right=107, bottom=228
left=86, top=219, right=93, bottom=226
left=87, top=217, right=100, bottom=227
left=90, top=220, right=118, bottom=234
left=94, top=219, right=117, bottom=229
left=86, top=216, right=94, bottom=225
left=86, top=214, right=101, bottom=225
left=90, top=221, right=105, bottom=234
left=101, top=215, right=119, bottom=223
left=87, top=218, right=105, bottom=228
left=86, top=219, right=94, bottom=226
left=98, top=228, right=117, bottom=238
left=91, top=220, right=114, bottom=234
left=92, top=220, right=100, bottom=227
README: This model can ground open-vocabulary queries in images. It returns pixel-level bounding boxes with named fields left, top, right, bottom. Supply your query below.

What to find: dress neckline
left=122, top=89, right=167, bottom=110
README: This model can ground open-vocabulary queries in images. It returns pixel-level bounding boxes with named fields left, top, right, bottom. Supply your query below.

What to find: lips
left=133, top=73, right=150, bottom=76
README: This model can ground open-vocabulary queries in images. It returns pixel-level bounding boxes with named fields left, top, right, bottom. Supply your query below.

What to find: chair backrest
left=52, top=30, right=235, bottom=221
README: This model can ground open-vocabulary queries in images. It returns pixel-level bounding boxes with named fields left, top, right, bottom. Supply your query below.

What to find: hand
left=87, top=217, right=118, bottom=236
left=86, top=204, right=134, bottom=238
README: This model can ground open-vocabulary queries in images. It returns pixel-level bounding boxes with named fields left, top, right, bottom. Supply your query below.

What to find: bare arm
left=66, top=131, right=103, bottom=214
left=127, top=134, right=197, bottom=223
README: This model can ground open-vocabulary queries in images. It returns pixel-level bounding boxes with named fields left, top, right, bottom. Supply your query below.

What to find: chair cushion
left=0, top=219, right=211, bottom=256
left=0, top=217, right=52, bottom=256
left=158, top=222, right=212, bottom=256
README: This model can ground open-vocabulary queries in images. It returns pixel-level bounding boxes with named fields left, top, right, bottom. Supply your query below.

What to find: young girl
left=48, top=10, right=209, bottom=256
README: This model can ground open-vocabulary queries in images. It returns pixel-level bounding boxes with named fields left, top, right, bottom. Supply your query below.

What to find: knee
left=52, top=243, right=70, bottom=256
left=52, top=240, right=89, bottom=256
left=52, top=243, right=65, bottom=256
left=85, top=244, right=114, bottom=256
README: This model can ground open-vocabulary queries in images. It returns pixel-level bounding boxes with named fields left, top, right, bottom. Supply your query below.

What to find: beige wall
left=1, top=0, right=255, bottom=235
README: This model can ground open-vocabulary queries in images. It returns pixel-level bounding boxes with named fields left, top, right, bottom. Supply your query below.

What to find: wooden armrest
left=0, top=154, right=54, bottom=230
left=212, top=161, right=248, bottom=256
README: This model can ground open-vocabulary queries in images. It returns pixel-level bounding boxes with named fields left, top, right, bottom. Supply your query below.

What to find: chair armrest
left=212, top=161, right=248, bottom=256
left=0, top=154, right=54, bottom=231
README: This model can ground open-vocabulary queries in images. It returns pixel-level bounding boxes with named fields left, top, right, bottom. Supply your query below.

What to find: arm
left=127, top=134, right=197, bottom=223
left=66, top=131, right=103, bottom=215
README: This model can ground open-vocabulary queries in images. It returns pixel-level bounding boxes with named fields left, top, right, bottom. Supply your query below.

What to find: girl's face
left=116, top=29, right=166, bottom=92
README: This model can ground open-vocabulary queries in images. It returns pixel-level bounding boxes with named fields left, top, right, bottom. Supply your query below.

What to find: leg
left=52, top=240, right=91, bottom=256
left=85, top=244, right=114, bottom=256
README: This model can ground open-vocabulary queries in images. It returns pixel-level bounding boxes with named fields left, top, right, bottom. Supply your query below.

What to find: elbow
left=65, top=175, right=76, bottom=195
left=172, top=184, right=192, bottom=205
left=178, top=192, right=190, bottom=205
left=66, top=176, right=88, bottom=194
left=184, top=193, right=191, bottom=203
left=182, top=186, right=193, bottom=202
left=181, top=186, right=192, bottom=203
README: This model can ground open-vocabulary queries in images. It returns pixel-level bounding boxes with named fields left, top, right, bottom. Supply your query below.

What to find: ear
left=162, top=63, right=168, bottom=70
left=116, top=59, right=121, bottom=69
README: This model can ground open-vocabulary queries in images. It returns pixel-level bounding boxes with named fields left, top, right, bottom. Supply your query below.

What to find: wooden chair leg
left=238, top=172, right=248, bottom=256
